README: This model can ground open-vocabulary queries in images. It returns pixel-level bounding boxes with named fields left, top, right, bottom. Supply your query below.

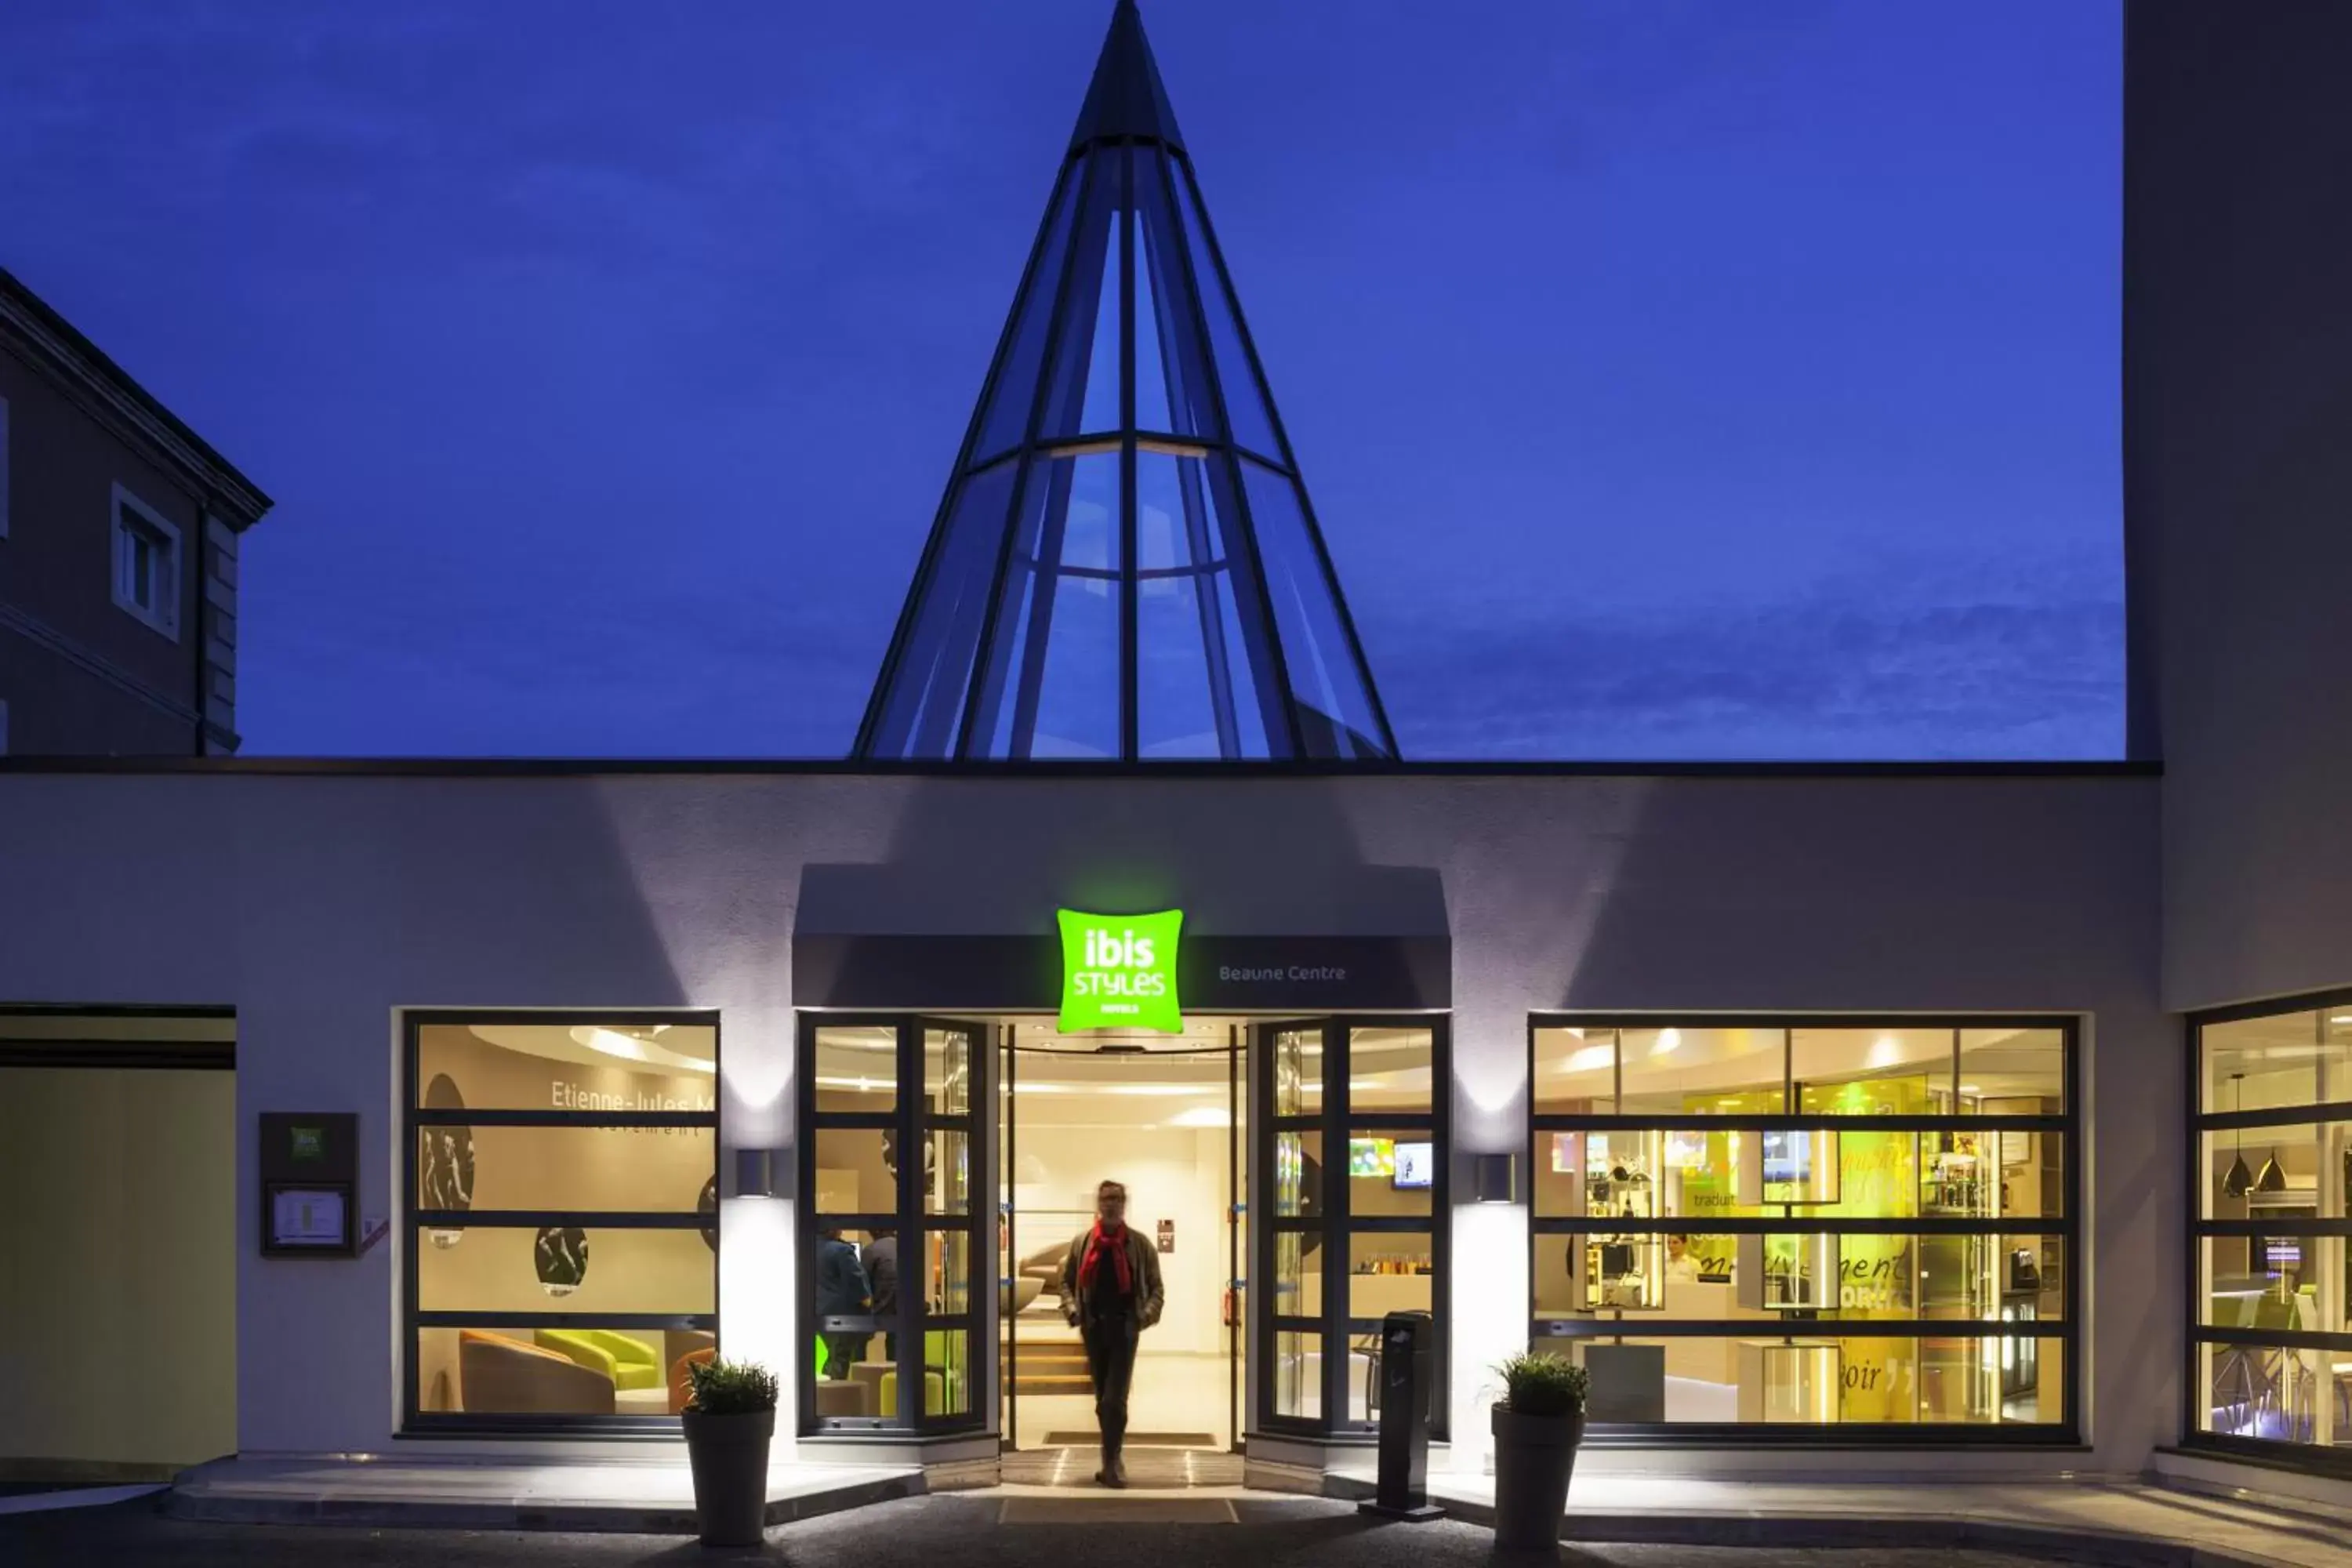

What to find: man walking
left=1058, top=1178, right=1163, bottom=1487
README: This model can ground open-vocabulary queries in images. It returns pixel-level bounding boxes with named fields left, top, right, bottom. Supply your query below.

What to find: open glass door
left=1250, top=1017, right=1450, bottom=1441
left=797, top=1015, right=993, bottom=1434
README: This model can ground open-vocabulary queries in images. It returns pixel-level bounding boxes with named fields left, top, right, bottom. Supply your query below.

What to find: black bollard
left=1357, top=1310, right=1443, bottom=1521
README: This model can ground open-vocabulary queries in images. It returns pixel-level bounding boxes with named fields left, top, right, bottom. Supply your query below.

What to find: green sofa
left=535, top=1328, right=662, bottom=1391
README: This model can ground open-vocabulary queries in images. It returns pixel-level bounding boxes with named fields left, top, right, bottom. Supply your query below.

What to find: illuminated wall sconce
left=1472, top=1152, right=1519, bottom=1204
left=735, top=1147, right=782, bottom=1200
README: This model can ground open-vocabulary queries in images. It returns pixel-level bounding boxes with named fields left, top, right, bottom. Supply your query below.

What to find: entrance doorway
left=999, top=1018, right=1245, bottom=1456
left=795, top=1010, right=1451, bottom=1457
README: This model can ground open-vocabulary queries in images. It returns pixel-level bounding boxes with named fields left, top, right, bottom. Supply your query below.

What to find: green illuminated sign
left=1058, top=909, right=1184, bottom=1033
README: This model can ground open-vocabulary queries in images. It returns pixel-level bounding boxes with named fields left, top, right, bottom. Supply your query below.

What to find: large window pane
left=1537, top=1334, right=2063, bottom=1426
left=924, top=1127, right=971, bottom=1215
left=1535, top=1230, right=2064, bottom=1328
left=1273, top=1027, right=1322, bottom=1116
left=415, top=1225, right=712, bottom=1316
left=407, top=1014, right=717, bottom=1431
left=1959, top=1028, right=2065, bottom=1111
left=867, top=459, right=1021, bottom=758
left=922, top=1328, right=973, bottom=1419
left=1136, top=572, right=1220, bottom=758
left=2201, top=1121, right=2352, bottom=1221
left=1034, top=147, right=1122, bottom=445
left=1273, top=1229, right=1316, bottom=1319
left=1239, top=459, right=1382, bottom=758
left=1348, top=1230, right=1433, bottom=1319
left=2199, top=1236, right=2349, bottom=1331
left=2205, top=1009, right=2352, bottom=1114
left=1030, top=574, right=1121, bottom=758
left=1349, top=1026, right=1432, bottom=1114
left=2199, top=1341, right=2352, bottom=1447
left=415, top=1125, right=715, bottom=1214
left=813, top=1026, right=896, bottom=1114
left=1792, top=1028, right=1953, bottom=1114
left=813, top=1129, right=895, bottom=1214
left=975, top=161, right=1085, bottom=461
left=1347, top=1130, right=1433, bottom=1219
left=1272, top=1330, right=1321, bottom=1420
left=1175, top=163, right=1279, bottom=459
left=418, top=1324, right=713, bottom=1417
left=924, top=1229, right=973, bottom=1317
left=1274, top=1131, right=1323, bottom=1218
left=1534, top=1026, right=1616, bottom=1114
left=1923, top=1127, right=2065, bottom=1219
left=1620, top=1027, right=1784, bottom=1116
left=924, top=1026, right=973, bottom=1116
left=1134, top=149, right=1218, bottom=439
left=416, top=1022, right=716, bottom=1113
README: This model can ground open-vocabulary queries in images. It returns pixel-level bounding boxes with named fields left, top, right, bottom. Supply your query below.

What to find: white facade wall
left=2128, top=4, right=2352, bottom=1011
left=0, top=768, right=2165, bottom=1473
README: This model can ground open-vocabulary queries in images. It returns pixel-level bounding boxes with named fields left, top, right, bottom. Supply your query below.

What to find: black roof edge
left=0, top=757, right=2162, bottom=780
left=0, top=265, right=274, bottom=523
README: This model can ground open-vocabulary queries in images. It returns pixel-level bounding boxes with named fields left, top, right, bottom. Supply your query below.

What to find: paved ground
left=0, top=1490, right=2097, bottom=1566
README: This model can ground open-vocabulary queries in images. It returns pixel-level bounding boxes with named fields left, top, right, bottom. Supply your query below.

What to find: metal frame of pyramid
left=855, top=0, right=1398, bottom=762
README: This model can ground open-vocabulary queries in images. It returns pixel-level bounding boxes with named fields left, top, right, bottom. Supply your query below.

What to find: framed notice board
left=260, top=1112, right=358, bottom=1257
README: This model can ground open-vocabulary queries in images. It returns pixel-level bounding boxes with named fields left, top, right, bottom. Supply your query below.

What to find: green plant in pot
left=1490, top=1352, right=1589, bottom=1556
left=682, top=1359, right=779, bottom=1548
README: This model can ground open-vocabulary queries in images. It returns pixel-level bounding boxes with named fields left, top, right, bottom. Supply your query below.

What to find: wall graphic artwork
left=420, top=1073, right=475, bottom=1250
left=535, top=1226, right=590, bottom=1297
left=699, top=1174, right=718, bottom=1253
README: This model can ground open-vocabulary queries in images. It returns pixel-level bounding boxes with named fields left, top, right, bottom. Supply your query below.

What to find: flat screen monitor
left=1761, top=1130, right=1809, bottom=1188
left=1348, top=1137, right=1394, bottom=1178
left=1392, top=1140, right=1434, bottom=1189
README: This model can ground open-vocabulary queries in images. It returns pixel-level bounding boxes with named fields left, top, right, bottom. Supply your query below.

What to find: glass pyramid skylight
left=855, top=1, right=1397, bottom=761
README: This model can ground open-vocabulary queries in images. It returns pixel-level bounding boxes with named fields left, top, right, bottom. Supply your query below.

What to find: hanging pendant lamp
left=2222, top=1073, right=2255, bottom=1198
left=2254, top=1148, right=2288, bottom=1193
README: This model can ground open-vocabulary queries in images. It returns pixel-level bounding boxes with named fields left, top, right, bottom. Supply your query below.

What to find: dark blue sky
left=0, top=0, right=2122, bottom=759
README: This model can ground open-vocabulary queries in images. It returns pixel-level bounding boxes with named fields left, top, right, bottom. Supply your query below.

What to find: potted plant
left=1490, top=1351, right=1589, bottom=1556
left=681, top=1358, right=779, bottom=1548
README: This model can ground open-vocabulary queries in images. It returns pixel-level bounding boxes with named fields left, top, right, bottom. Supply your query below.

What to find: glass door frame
left=1250, top=1014, right=1451, bottom=1442
left=996, top=1024, right=1248, bottom=1453
left=796, top=1013, right=996, bottom=1437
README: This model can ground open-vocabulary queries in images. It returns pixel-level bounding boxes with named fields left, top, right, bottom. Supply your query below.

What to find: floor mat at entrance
left=1000, top=1449, right=1244, bottom=1490
left=998, top=1498, right=1238, bottom=1523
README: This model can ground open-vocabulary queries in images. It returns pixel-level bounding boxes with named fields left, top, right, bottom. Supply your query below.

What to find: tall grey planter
left=682, top=1407, right=773, bottom=1548
left=1490, top=1404, right=1584, bottom=1555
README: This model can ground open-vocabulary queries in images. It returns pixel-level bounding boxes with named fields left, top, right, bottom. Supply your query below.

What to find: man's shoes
left=1108, top=1454, right=1127, bottom=1487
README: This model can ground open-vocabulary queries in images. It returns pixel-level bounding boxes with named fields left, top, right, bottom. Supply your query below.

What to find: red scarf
left=1077, top=1221, right=1134, bottom=1295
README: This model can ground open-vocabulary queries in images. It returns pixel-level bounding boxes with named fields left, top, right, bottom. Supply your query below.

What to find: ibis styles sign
left=1057, top=909, right=1184, bottom=1033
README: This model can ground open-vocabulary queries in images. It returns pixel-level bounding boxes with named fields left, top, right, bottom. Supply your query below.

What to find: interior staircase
left=1005, top=1336, right=1092, bottom=1396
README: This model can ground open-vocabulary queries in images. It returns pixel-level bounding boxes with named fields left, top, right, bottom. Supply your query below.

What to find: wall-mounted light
left=1472, top=1152, right=1518, bottom=1205
left=735, top=1147, right=782, bottom=1200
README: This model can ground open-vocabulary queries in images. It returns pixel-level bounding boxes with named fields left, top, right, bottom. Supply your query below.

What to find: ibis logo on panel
left=1058, top=909, right=1184, bottom=1033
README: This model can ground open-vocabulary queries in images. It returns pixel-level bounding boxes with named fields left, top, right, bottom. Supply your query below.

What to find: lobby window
left=111, top=485, right=180, bottom=640
left=2191, top=1000, right=2352, bottom=1465
left=1258, top=1018, right=1450, bottom=1439
left=403, top=1013, right=717, bottom=1429
left=799, top=1017, right=991, bottom=1435
left=1529, top=1018, right=2074, bottom=1439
